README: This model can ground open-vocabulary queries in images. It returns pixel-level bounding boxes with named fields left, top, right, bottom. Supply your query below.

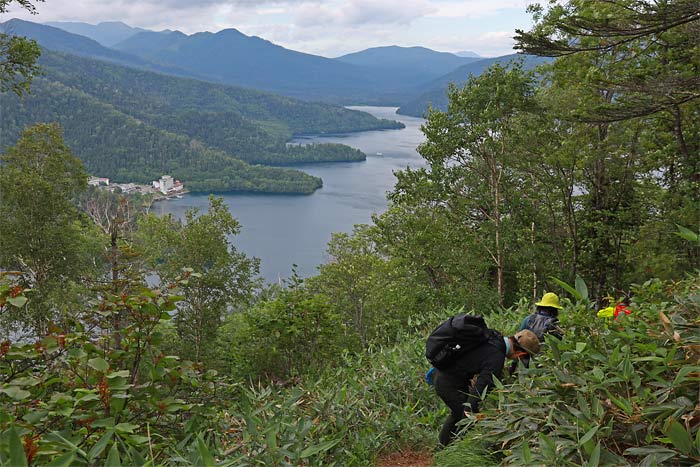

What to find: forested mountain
left=397, top=53, right=550, bottom=116
left=335, top=46, right=480, bottom=85
left=0, top=49, right=402, bottom=193
left=112, top=28, right=426, bottom=104
left=1, top=77, right=325, bottom=193
left=11, top=19, right=535, bottom=109
left=44, top=20, right=147, bottom=46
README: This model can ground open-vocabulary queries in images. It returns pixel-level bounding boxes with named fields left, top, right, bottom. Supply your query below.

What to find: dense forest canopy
left=1, top=48, right=402, bottom=193
left=0, top=0, right=698, bottom=466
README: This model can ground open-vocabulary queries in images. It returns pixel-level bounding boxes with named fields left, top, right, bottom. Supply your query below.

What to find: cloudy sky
left=5, top=0, right=537, bottom=57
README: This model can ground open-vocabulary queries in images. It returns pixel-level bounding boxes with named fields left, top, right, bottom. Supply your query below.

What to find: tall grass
left=217, top=333, right=443, bottom=466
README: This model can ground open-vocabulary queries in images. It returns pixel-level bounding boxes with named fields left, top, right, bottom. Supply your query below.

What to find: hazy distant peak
left=216, top=27, right=245, bottom=36
left=455, top=50, right=481, bottom=58
left=42, top=20, right=149, bottom=46
left=97, top=21, right=131, bottom=27
left=162, top=29, right=187, bottom=37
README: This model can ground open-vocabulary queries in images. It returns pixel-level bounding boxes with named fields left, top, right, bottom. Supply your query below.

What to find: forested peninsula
left=0, top=49, right=403, bottom=194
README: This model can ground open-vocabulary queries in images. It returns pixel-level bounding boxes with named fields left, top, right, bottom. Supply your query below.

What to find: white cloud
left=291, top=0, right=435, bottom=28
left=2, top=0, right=534, bottom=56
left=429, top=0, right=532, bottom=18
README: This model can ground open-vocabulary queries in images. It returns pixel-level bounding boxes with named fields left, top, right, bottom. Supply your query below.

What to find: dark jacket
left=434, top=329, right=506, bottom=413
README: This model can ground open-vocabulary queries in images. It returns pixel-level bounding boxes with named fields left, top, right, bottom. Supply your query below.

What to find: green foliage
left=0, top=32, right=41, bottom=95
left=449, top=273, right=700, bottom=466
left=675, top=225, right=699, bottom=245
left=0, top=1, right=42, bottom=95
left=311, top=226, right=415, bottom=349
left=137, top=197, right=260, bottom=364
left=550, top=274, right=590, bottom=303
left=434, top=435, right=497, bottom=467
left=216, top=279, right=348, bottom=381
left=217, top=332, right=439, bottom=466
left=0, top=281, right=220, bottom=465
left=386, top=62, right=548, bottom=305
left=0, top=123, right=101, bottom=334
left=372, top=203, right=499, bottom=312
left=514, top=0, right=700, bottom=299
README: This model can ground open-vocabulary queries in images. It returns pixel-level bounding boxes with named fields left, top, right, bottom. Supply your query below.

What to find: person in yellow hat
left=510, top=292, right=564, bottom=373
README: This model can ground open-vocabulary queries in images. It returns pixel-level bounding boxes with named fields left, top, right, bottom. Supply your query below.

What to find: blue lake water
left=154, top=106, right=426, bottom=283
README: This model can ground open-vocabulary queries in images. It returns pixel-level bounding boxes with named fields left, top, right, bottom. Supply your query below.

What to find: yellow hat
left=536, top=292, right=563, bottom=309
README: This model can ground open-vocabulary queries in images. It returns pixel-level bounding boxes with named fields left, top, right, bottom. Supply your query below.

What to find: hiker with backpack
left=509, top=292, right=564, bottom=374
left=425, top=314, right=540, bottom=446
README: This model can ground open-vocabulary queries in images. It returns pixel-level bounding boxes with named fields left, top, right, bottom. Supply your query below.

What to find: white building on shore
left=88, top=176, right=110, bottom=186
left=153, top=175, right=184, bottom=195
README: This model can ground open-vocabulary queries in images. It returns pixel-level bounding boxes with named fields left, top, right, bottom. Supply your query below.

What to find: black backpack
left=425, top=314, right=490, bottom=370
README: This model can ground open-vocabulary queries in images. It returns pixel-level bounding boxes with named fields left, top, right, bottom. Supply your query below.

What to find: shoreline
left=151, top=190, right=190, bottom=203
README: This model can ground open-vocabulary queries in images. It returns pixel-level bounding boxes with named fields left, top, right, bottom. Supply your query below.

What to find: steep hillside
left=0, top=78, right=323, bottom=193
left=397, top=54, right=550, bottom=116
left=35, top=50, right=402, bottom=158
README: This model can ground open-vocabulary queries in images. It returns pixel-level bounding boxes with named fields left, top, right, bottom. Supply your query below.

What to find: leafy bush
left=0, top=281, right=220, bottom=465
left=216, top=283, right=352, bottom=382
left=454, top=274, right=700, bottom=466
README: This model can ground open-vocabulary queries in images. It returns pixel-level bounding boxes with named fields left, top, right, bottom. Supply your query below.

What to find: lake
left=154, top=106, right=426, bottom=283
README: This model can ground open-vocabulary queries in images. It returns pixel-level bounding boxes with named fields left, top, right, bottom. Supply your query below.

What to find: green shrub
left=215, top=285, right=353, bottom=382
left=452, top=274, right=700, bottom=466
left=0, top=282, right=220, bottom=465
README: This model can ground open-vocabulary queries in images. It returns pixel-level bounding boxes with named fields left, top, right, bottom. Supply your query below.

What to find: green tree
left=389, top=62, right=539, bottom=304
left=216, top=280, right=346, bottom=381
left=0, top=0, right=42, bottom=95
left=372, top=202, right=498, bottom=312
left=310, top=226, right=398, bottom=349
left=0, top=123, right=96, bottom=334
left=137, top=196, right=260, bottom=363
left=515, top=0, right=699, bottom=123
left=516, top=0, right=700, bottom=296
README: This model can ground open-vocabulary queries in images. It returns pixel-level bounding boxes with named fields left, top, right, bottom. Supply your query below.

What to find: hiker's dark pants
left=434, top=371, right=471, bottom=446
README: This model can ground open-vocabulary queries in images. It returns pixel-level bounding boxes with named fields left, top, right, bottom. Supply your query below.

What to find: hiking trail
left=375, top=450, right=432, bottom=467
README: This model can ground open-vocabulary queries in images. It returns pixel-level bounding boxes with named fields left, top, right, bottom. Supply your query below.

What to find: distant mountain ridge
left=18, top=19, right=543, bottom=111
left=44, top=21, right=147, bottom=46
left=335, top=46, right=480, bottom=85
left=455, top=50, right=481, bottom=58
left=111, top=28, right=415, bottom=104
left=0, top=19, right=204, bottom=80
left=8, top=19, right=553, bottom=121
